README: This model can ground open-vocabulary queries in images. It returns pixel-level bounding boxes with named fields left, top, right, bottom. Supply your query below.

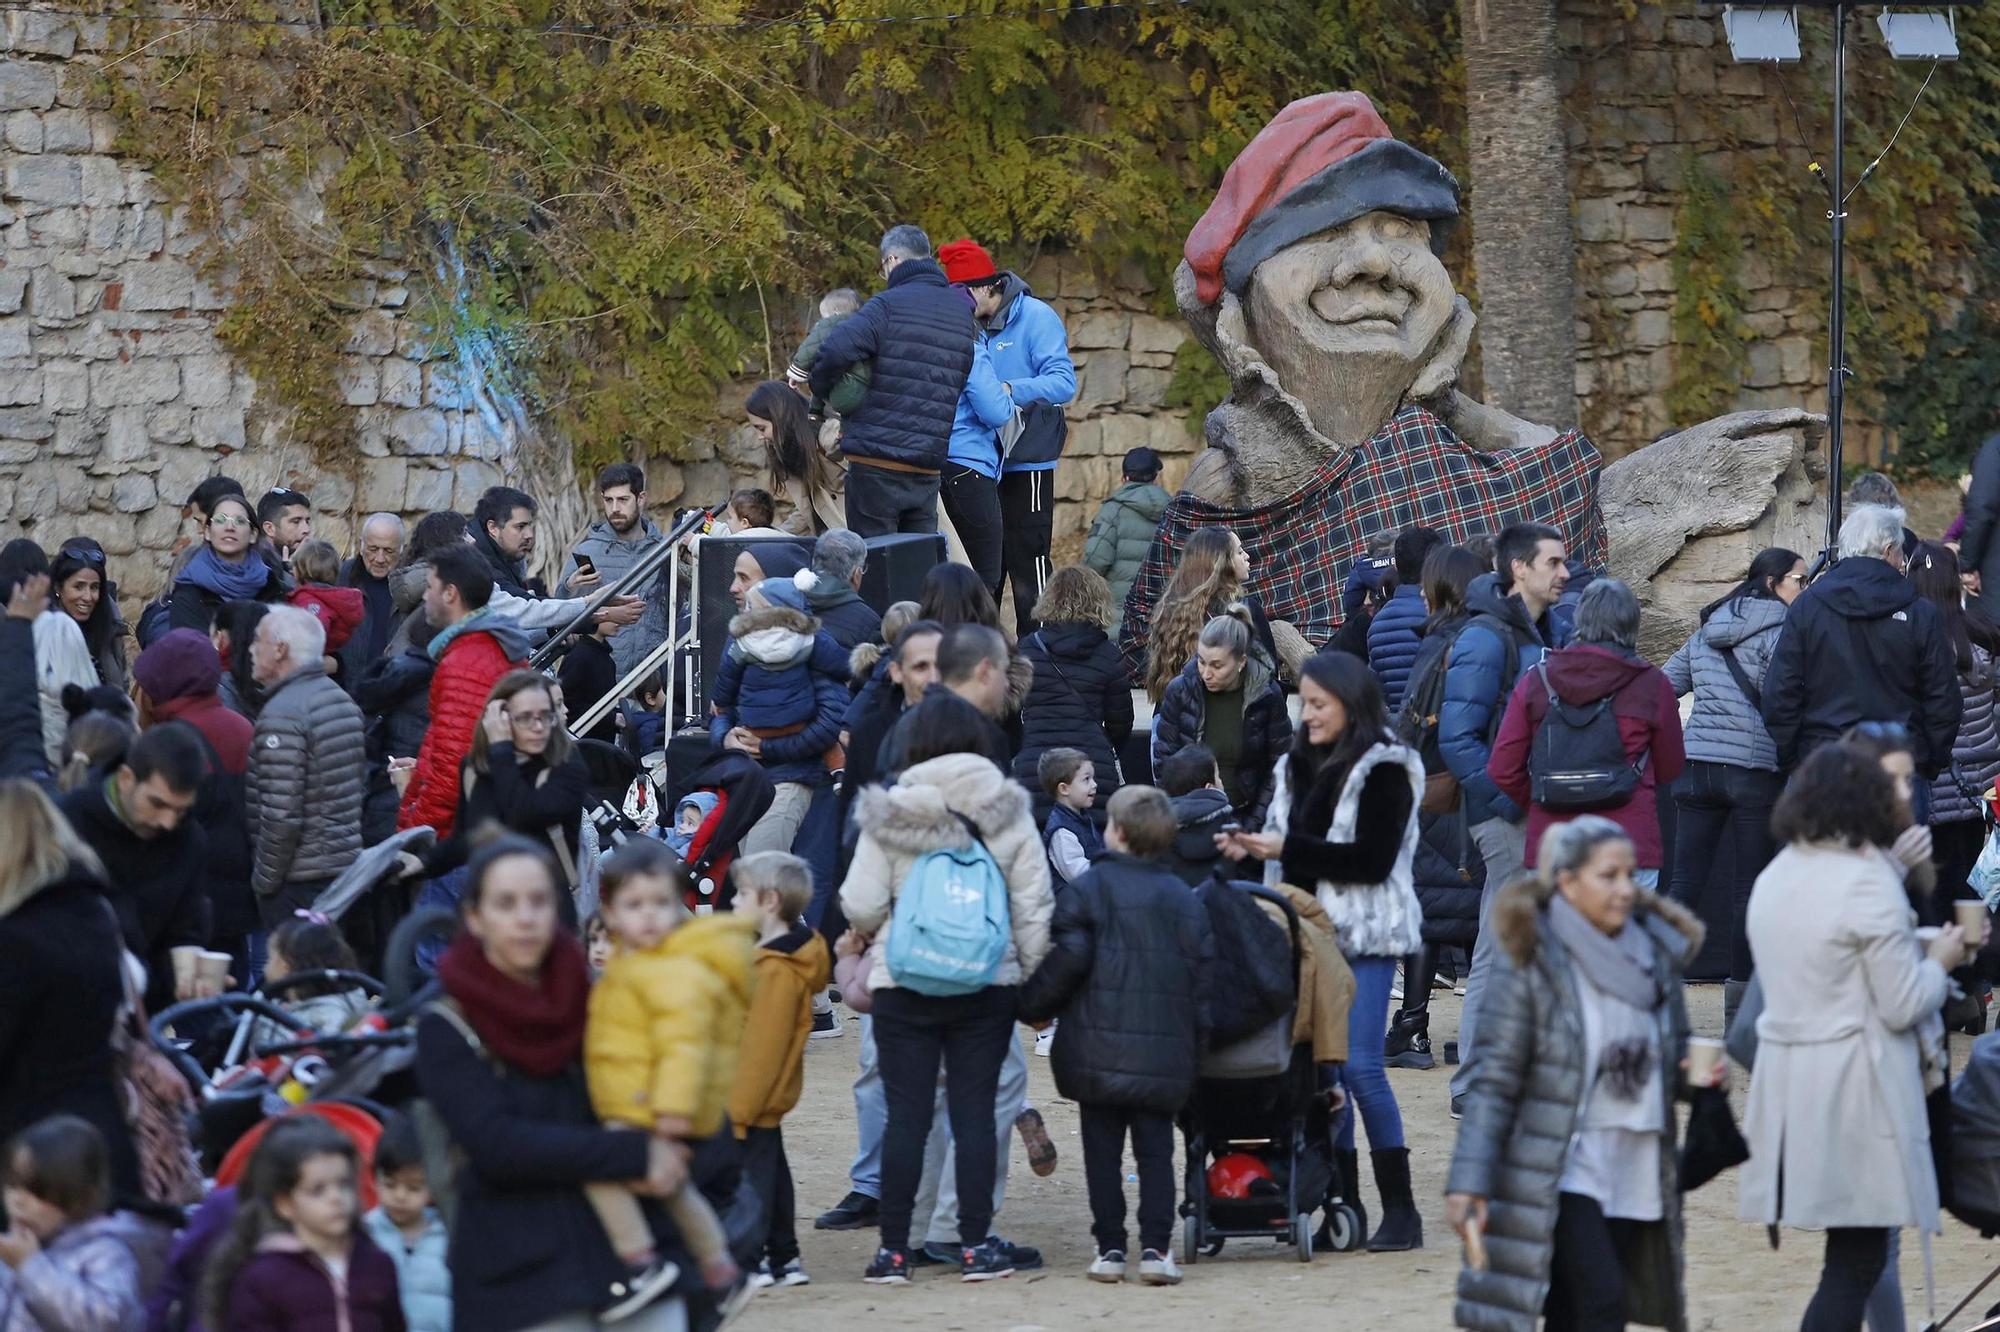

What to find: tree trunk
left=1459, top=0, right=1577, bottom=427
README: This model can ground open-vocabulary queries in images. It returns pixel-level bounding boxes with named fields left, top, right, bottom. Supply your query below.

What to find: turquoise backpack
left=886, top=811, right=1011, bottom=996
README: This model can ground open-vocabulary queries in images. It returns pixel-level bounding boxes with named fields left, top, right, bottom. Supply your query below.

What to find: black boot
left=1383, top=1008, right=1436, bottom=1070
left=1367, top=1148, right=1424, bottom=1252
left=1316, top=1148, right=1367, bottom=1252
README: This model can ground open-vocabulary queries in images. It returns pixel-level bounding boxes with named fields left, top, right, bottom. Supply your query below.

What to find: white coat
left=1738, top=841, right=1948, bottom=1232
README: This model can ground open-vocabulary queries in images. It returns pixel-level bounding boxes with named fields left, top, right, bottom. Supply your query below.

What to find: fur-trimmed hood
left=1006, top=645, right=1034, bottom=714
left=856, top=750, right=1032, bottom=850
left=728, top=604, right=819, bottom=669
left=1490, top=873, right=1705, bottom=970
left=850, top=640, right=888, bottom=687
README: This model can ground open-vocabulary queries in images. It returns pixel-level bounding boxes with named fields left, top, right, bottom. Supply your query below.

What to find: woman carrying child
left=416, top=836, right=691, bottom=1331
left=1221, top=650, right=1425, bottom=1252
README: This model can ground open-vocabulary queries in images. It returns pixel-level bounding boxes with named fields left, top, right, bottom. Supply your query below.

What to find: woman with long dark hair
left=916, top=562, right=1032, bottom=723
left=211, top=599, right=271, bottom=720
left=1144, top=527, right=1278, bottom=702
left=1662, top=545, right=1803, bottom=1027
left=50, top=537, right=127, bottom=691
left=1909, top=540, right=2000, bottom=907
left=1220, top=650, right=1425, bottom=1252
left=746, top=380, right=844, bottom=536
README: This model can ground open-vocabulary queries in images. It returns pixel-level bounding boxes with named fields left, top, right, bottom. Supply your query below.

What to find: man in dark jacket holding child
left=810, top=224, right=976, bottom=539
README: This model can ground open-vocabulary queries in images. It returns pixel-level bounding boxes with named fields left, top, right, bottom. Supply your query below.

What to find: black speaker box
left=860, top=532, right=947, bottom=614
left=695, top=536, right=813, bottom=703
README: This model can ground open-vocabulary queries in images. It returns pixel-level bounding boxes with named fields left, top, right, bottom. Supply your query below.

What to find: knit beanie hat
left=747, top=541, right=810, bottom=584
left=133, top=628, right=224, bottom=702
left=752, top=573, right=812, bottom=613
left=938, top=239, right=1000, bottom=285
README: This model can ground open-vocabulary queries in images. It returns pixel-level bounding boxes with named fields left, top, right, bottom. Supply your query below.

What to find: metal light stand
left=1825, top=2, right=1849, bottom=555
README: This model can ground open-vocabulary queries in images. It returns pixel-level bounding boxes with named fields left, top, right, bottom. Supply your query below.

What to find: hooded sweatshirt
left=288, top=583, right=367, bottom=653
left=801, top=571, right=882, bottom=654
left=1488, top=642, right=1686, bottom=868
left=1761, top=555, right=1962, bottom=778
left=946, top=274, right=1078, bottom=477
left=728, top=922, right=833, bottom=1134
left=1164, top=785, right=1234, bottom=886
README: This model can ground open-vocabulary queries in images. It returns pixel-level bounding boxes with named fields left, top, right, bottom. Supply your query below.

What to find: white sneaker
left=1088, top=1250, right=1126, bottom=1283
left=809, top=1009, right=844, bottom=1040
left=1139, top=1249, right=1182, bottom=1286
left=747, top=1261, right=775, bottom=1291
left=1033, top=1026, right=1054, bottom=1057
left=768, top=1258, right=810, bottom=1287
left=1454, top=983, right=1467, bottom=996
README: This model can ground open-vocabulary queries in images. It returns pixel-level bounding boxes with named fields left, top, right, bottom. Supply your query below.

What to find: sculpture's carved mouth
left=1311, top=283, right=1411, bottom=335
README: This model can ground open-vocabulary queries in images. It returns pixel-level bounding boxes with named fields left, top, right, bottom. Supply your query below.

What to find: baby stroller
left=1178, top=881, right=1364, bottom=1264
left=1932, top=1030, right=2000, bottom=1330
left=668, top=749, right=775, bottom=914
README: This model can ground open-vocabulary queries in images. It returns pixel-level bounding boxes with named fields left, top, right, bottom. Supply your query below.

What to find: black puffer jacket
left=1013, top=622, right=1134, bottom=804
left=1414, top=808, right=1483, bottom=950
left=1761, top=556, right=1961, bottom=777
left=1150, top=654, right=1292, bottom=825
left=1019, top=852, right=1211, bottom=1112
left=809, top=258, right=975, bottom=470
left=355, top=647, right=435, bottom=846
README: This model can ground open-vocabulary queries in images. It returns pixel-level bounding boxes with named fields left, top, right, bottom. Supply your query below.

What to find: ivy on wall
left=104, top=0, right=1459, bottom=476
left=1667, top=156, right=1749, bottom=422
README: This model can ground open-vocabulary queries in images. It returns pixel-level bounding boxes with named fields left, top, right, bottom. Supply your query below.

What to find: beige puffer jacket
left=839, top=751, right=1053, bottom=993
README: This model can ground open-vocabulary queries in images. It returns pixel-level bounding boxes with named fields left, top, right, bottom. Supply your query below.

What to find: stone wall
left=0, top=4, right=1871, bottom=598
left=1559, top=0, right=1860, bottom=460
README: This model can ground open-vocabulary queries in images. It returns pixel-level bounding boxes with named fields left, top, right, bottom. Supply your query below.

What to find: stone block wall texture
left=0, top=5, right=1861, bottom=601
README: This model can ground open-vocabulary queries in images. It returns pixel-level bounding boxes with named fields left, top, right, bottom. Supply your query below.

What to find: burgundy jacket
left=1488, top=642, right=1686, bottom=869
left=226, top=1231, right=406, bottom=1332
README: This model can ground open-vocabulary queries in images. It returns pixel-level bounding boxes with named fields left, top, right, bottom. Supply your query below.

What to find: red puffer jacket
left=289, top=584, right=368, bottom=652
left=399, top=621, right=529, bottom=838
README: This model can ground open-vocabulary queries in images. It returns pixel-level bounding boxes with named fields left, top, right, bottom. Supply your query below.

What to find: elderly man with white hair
left=247, top=603, right=368, bottom=925
left=341, top=510, right=405, bottom=672
left=1761, top=504, right=1962, bottom=800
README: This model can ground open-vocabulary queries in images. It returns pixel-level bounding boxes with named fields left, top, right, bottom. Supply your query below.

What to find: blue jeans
left=1452, top=816, right=1529, bottom=1100
left=1337, top=956, right=1406, bottom=1151
left=793, top=784, right=840, bottom=930
left=849, top=1015, right=884, bottom=1198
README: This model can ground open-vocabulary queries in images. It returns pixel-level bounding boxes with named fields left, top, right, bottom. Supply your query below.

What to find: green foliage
left=1667, top=157, right=1750, bottom=421
left=106, top=0, right=1459, bottom=476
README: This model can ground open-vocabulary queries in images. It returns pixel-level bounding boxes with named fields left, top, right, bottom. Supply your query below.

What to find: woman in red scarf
left=414, top=835, right=691, bottom=1332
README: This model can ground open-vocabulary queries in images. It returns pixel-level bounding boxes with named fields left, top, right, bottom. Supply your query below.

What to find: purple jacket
left=146, top=1186, right=236, bottom=1332
left=226, top=1232, right=406, bottom=1332
left=0, top=1213, right=148, bottom=1332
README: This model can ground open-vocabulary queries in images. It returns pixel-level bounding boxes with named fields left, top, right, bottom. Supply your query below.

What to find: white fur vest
left=1262, top=742, right=1426, bottom=959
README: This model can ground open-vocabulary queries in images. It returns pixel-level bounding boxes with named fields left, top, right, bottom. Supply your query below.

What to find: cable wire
left=1844, top=58, right=1940, bottom=204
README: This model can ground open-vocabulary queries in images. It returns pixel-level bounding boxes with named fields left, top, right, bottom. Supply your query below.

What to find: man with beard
left=559, top=463, right=671, bottom=679
left=1120, top=91, right=1608, bottom=678
left=470, top=483, right=645, bottom=642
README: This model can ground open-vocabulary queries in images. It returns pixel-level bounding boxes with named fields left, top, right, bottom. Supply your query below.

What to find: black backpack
left=1526, top=661, right=1647, bottom=812
left=1395, top=614, right=1519, bottom=776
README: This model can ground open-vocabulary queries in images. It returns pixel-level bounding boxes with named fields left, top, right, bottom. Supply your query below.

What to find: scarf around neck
left=1548, top=892, right=1661, bottom=1012
left=436, top=930, right=590, bottom=1076
left=181, top=544, right=272, bottom=601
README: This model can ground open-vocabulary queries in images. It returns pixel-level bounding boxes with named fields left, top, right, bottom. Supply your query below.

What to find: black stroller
left=1178, top=881, right=1364, bottom=1264
left=668, top=749, right=776, bottom=914
left=1931, top=1030, right=2000, bottom=1330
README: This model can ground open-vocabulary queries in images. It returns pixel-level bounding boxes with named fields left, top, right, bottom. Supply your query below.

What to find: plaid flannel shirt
left=1119, top=404, right=1606, bottom=675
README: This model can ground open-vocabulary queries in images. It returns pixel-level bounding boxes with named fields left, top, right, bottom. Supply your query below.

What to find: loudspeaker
left=695, top=535, right=813, bottom=704
left=860, top=532, right=946, bottom=614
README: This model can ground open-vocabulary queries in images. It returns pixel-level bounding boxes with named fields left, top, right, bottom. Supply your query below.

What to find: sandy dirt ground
left=736, top=983, right=2000, bottom=1332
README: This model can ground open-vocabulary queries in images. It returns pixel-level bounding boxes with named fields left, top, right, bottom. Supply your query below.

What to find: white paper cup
left=195, top=950, right=232, bottom=993
left=170, top=945, right=202, bottom=994
left=1957, top=900, right=1990, bottom=950
left=1686, top=1036, right=1725, bottom=1088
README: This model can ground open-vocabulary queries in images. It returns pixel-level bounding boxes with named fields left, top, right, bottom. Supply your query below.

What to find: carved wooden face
left=1244, top=210, right=1456, bottom=384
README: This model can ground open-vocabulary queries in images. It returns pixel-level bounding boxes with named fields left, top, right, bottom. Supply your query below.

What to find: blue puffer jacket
left=946, top=340, right=1017, bottom=477
left=809, top=258, right=975, bottom=471
left=363, top=1206, right=450, bottom=1332
left=1438, top=573, right=1558, bottom=825
left=1367, top=584, right=1429, bottom=712
left=1661, top=594, right=1788, bottom=772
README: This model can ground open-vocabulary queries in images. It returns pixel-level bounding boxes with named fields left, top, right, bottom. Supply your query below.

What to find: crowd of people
left=1, top=213, right=1998, bottom=1332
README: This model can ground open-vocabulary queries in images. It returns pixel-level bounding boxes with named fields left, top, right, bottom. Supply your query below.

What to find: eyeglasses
left=1852, top=720, right=1912, bottom=745
left=209, top=516, right=250, bottom=530
left=505, top=709, right=555, bottom=731
left=59, top=542, right=105, bottom=567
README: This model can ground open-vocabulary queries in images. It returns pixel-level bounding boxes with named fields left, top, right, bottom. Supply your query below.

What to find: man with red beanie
left=1119, top=90, right=1607, bottom=682
left=810, top=224, right=976, bottom=538
left=939, top=238, right=1076, bottom=631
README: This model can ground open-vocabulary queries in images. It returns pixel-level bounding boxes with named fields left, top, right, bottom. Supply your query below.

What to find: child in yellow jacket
left=584, top=840, right=756, bottom=1312
left=727, top=852, right=832, bottom=1287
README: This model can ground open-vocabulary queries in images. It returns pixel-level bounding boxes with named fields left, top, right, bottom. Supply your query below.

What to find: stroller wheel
left=1295, top=1213, right=1314, bottom=1264
left=1320, top=1203, right=1365, bottom=1254
left=1181, top=1214, right=1201, bottom=1266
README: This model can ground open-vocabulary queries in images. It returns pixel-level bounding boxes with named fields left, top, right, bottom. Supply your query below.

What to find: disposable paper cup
left=195, top=950, right=232, bottom=992
left=1957, top=900, right=1990, bottom=948
left=170, top=945, right=202, bottom=993
left=1686, top=1036, right=1725, bottom=1088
